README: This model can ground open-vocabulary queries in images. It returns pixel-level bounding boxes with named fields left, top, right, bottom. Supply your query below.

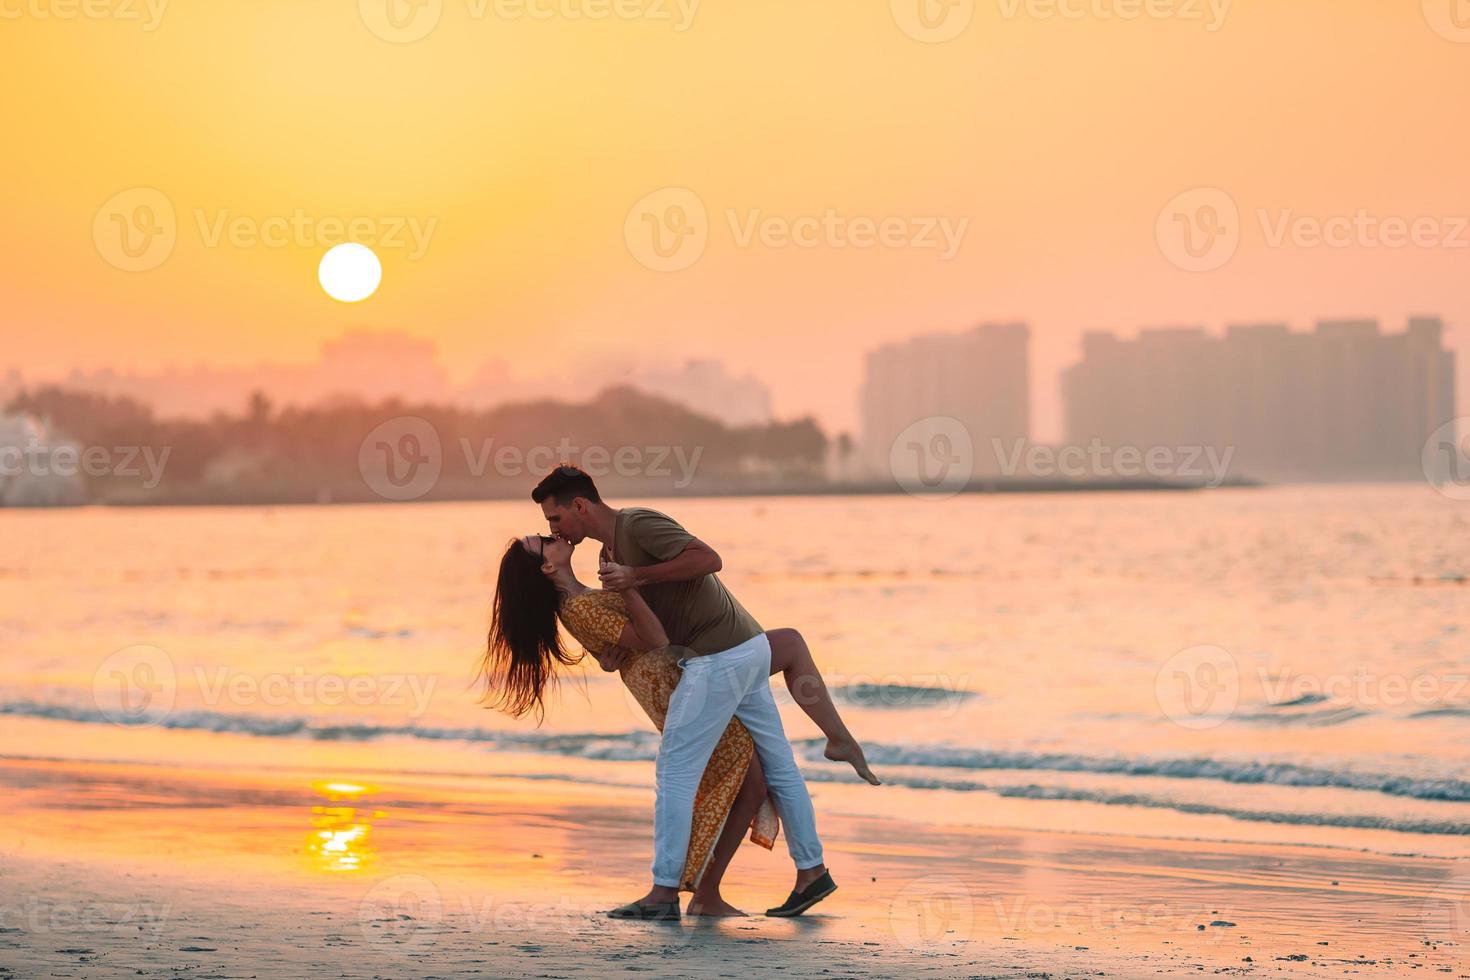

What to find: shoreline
left=44, top=475, right=1253, bottom=509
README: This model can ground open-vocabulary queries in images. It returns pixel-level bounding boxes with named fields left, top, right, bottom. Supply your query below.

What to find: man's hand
left=598, top=562, right=639, bottom=591
left=592, top=648, right=632, bottom=672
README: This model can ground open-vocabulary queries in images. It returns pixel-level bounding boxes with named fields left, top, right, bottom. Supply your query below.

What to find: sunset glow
left=4, top=2, right=1467, bottom=435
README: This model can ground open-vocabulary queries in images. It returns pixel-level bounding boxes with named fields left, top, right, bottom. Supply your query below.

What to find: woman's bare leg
left=767, top=627, right=880, bottom=785
left=687, top=754, right=768, bottom=916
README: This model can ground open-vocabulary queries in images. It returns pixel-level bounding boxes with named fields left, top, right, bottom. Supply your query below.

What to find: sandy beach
left=1, top=752, right=1464, bottom=979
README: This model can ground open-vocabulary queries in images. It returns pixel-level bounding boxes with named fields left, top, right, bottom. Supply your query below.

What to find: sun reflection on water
left=306, top=780, right=381, bottom=873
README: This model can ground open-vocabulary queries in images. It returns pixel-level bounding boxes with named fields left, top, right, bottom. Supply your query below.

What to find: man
left=531, top=465, right=835, bottom=921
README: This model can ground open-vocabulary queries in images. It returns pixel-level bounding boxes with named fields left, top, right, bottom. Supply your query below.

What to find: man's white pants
left=651, top=631, right=824, bottom=888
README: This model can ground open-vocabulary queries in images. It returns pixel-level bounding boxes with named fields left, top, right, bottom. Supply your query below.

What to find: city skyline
left=7, top=308, right=1465, bottom=446
left=8, top=314, right=1459, bottom=482
left=1062, top=316, right=1455, bottom=482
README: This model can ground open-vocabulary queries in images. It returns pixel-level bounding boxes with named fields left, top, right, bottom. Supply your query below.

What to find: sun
left=318, top=243, right=382, bottom=302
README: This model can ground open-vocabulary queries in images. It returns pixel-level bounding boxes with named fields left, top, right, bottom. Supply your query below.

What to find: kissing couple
left=478, top=465, right=880, bottom=920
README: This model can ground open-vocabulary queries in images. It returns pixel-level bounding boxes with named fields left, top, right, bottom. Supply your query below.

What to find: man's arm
left=598, top=539, right=721, bottom=590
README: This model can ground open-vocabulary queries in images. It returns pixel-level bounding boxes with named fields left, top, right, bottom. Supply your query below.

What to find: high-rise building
left=859, top=323, right=1030, bottom=479
left=628, top=359, right=773, bottom=427
left=1061, top=317, right=1456, bottom=481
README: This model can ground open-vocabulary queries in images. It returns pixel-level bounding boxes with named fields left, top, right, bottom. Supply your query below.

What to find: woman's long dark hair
left=478, top=537, right=580, bottom=722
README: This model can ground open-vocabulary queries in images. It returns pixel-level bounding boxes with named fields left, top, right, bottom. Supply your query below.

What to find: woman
left=479, top=533, right=878, bottom=917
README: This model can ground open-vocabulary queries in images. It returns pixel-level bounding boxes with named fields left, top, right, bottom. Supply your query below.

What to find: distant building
left=627, top=359, right=773, bottom=427
left=859, top=323, right=1030, bottom=479
left=1061, top=317, right=1456, bottom=481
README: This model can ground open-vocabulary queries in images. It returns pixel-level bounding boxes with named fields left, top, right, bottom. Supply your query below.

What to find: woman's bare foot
left=824, top=738, right=881, bottom=785
left=686, top=894, right=746, bottom=917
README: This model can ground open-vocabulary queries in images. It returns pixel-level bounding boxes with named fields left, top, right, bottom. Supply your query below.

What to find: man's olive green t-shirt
left=601, top=507, right=762, bottom=656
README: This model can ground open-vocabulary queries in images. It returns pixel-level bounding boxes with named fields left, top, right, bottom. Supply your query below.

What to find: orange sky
left=4, top=0, right=1469, bottom=438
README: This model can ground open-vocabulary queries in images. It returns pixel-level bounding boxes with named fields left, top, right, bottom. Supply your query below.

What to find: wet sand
left=0, top=755, right=1463, bottom=979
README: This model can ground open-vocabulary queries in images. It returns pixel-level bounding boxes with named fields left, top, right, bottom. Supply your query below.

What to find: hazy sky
left=5, top=0, right=1469, bottom=439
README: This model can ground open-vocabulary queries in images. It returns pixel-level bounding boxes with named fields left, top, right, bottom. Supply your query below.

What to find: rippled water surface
left=3, top=486, right=1467, bottom=853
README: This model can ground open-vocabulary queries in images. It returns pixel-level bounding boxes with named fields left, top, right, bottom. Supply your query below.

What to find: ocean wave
left=0, top=698, right=661, bottom=754
left=5, top=698, right=1466, bottom=804
left=1411, top=706, right=1470, bottom=719
left=851, top=743, right=1470, bottom=803
left=800, top=770, right=1469, bottom=836
left=1270, top=693, right=1330, bottom=708
left=1232, top=704, right=1371, bottom=727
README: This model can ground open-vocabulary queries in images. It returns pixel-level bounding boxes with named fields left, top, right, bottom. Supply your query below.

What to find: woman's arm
left=616, top=587, right=669, bottom=651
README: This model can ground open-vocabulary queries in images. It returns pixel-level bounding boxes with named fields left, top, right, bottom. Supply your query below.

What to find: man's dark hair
left=531, top=465, right=602, bottom=506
